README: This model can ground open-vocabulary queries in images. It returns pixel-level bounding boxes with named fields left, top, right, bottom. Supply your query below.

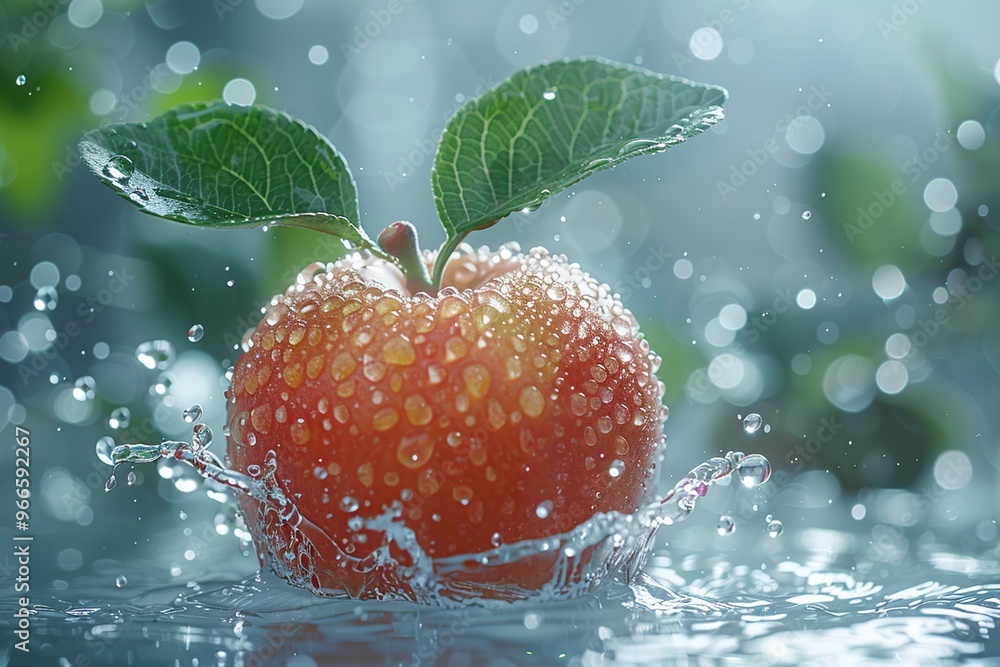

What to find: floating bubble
left=109, top=407, right=131, bottom=429
left=690, top=27, right=723, bottom=61
left=151, top=373, right=173, bottom=396
left=187, top=324, right=204, bottom=343
left=957, top=120, right=986, bottom=151
left=767, top=519, right=783, bottom=537
left=796, top=289, right=816, bottom=309
left=308, top=45, right=329, bottom=65
left=33, top=286, right=58, bottom=311
left=165, top=40, right=201, bottom=75
left=518, top=13, right=538, bottom=34
left=717, top=514, right=736, bottom=536
left=136, top=340, right=176, bottom=370
left=223, top=78, right=256, bottom=106
left=785, top=116, right=825, bottom=155
left=73, top=376, right=97, bottom=401
left=736, top=453, right=771, bottom=488
left=183, top=404, right=203, bottom=424
left=96, top=436, right=116, bottom=466
left=742, top=413, right=763, bottom=434
left=923, top=178, right=958, bottom=212
left=872, top=265, right=906, bottom=300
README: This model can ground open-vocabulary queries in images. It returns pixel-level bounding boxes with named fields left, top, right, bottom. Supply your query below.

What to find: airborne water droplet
left=767, top=519, right=783, bottom=538
left=187, top=324, right=204, bottom=342
left=150, top=372, right=173, bottom=396
left=127, top=469, right=137, bottom=485
left=33, top=286, right=57, bottom=311
left=717, top=514, right=736, bottom=536
left=183, top=404, right=203, bottom=424
left=736, top=453, right=772, bottom=488
left=16, top=75, right=26, bottom=86
left=103, top=155, right=135, bottom=182
left=742, top=412, right=762, bottom=434
left=136, top=340, right=176, bottom=370
left=109, top=407, right=131, bottom=429
left=116, top=575, right=127, bottom=588
left=105, top=473, right=118, bottom=492
left=73, top=376, right=96, bottom=401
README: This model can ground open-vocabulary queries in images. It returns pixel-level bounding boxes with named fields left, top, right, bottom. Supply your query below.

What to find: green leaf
left=430, top=58, right=727, bottom=253
left=79, top=102, right=378, bottom=253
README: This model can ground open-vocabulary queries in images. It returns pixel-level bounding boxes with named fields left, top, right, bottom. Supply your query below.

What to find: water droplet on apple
left=535, top=500, right=553, bottom=519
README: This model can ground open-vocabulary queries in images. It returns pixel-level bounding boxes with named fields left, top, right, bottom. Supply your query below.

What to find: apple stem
left=378, top=221, right=435, bottom=295
left=430, top=232, right=467, bottom=290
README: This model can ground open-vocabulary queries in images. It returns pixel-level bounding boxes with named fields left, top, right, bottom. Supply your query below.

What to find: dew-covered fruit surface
left=78, top=57, right=729, bottom=600
left=226, top=244, right=667, bottom=598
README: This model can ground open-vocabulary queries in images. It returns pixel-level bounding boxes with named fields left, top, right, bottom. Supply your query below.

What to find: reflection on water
left=5, top=493, right=999, bottom=666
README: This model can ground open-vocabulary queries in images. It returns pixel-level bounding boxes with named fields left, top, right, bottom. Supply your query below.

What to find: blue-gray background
left=1, top=0, right=999, bottom=596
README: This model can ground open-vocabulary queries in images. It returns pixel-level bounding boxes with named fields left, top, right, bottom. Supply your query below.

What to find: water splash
left=100, top=425, right=771, bottom=604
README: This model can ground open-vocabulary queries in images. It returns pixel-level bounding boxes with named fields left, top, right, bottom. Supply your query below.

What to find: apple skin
left=226, top=243, right=667, bottom=598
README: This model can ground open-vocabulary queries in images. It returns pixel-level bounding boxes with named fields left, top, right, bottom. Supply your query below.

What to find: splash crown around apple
left=81, top=58, right=728, bottom=601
